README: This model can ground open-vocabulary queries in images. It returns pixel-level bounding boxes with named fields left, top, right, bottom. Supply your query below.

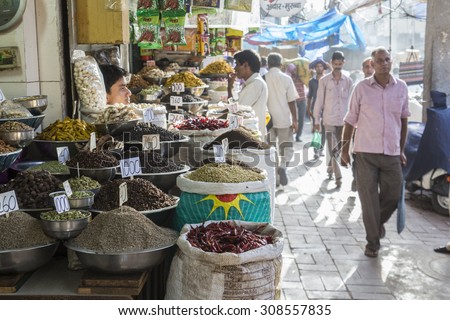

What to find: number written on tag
left=143, top=108, right=155, bottom=123
left=56, top=146, right=70, bottom=164
left=227, top=114, right=241, bottom=129
left=171, top=82, right=185, bottom=94
left=0, top=191, right=19, bottom=216
left=142, top=134, right=160, bottom=151
left=63, top=180, right=73, bottom=197
left=213, top=144, right=226, bottom=163
left=119, top=182, right=128, bottom=206
left=90, top=132, right=96, bottom=151
left=54, top=194, right=70, bottom=214
left=168, top=113, right=184, bottom=124
left=170, top=95, right=183, bottom=107
left=227, top=102, right=239, bottom=114
left=120, top=157, right=142, bottom=178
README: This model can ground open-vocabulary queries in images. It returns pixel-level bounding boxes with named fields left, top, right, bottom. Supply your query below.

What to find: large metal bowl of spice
left=0, top=148, right=22, bottom=172
left=136, top=165, right=190, bottom=192
left=0, top=242, right=59, bottom=274
left=12, top=95, right=48, bottom=116
left=64, top=242, right=174, bottom=274
left=49, top=190, right=95, bottom=209
left=67, top=166, right=119, bottom=184
left=0, top=114, right=45, bottom=130
left=0, top=129, right=35, bottom=148
left=40, top=210, right=91, bottom=240
left=32, top=139, right=88, bottom=160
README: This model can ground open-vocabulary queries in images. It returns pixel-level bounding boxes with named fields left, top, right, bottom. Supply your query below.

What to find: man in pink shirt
left=313, top=51, right=353, bottom=187
left=340, top=47, right=410, bottom=258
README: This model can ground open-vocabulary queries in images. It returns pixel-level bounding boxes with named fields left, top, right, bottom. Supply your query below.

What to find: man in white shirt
left=265, top=53, right=299, bottom=186
left=227, top=50, right=268, bottom=138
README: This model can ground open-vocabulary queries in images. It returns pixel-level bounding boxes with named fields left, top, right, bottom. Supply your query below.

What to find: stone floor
left=275, top=121, right=450, bottom=300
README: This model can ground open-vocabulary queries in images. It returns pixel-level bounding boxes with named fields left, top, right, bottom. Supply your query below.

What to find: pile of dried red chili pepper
left=186, top=221, right=274, bottom=253
left=175, top=116, right=229, bottom=131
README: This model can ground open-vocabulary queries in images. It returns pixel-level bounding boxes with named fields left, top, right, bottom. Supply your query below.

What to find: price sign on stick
left=120, top=157, right=142, bottom=178
left=90, top=132, right=96, bottom=151
left=56, top=146, right=70, bottom=164
left=171, top=82, right=185, bottom=94
left=63, top=180, right=73, bottom=197
left=228, top=114, right=240, bottom=129
left=119, top=182, right=128, bottom=207
left=168, top=113, right=184, bottom=124
left=0, top=191, right=19, bottom=217
left=142, top=134, right=160, bottom=151
left=54, top=194, right=70, bottom=214
left=170, top=95, right=183, bottom=107
left=213, top=144, right=226, bottom=163
left=143, top=108, right=155, bottom=123
left=222, top=138, right=229, bottom=155
left=227, top=102, right=239, bottom=114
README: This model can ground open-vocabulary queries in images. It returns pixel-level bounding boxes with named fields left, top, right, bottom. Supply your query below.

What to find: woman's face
left=106, top=76, right=131, bottom=105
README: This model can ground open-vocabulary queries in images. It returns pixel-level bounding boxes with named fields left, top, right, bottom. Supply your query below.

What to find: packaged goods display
left=73, top=56, right=106, bottom=112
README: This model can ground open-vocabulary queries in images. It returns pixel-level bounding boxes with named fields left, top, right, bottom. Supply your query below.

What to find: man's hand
left=340, top=150, right=351, bottom=168
left=314, top=124, right=321, bottom=132
left=292, top=122, right=298, bottom=133
left=400, top=152, right=407, bottom=166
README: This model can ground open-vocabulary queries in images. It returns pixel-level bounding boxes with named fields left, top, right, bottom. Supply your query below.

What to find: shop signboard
left=260, top=0, right=306, bottom=18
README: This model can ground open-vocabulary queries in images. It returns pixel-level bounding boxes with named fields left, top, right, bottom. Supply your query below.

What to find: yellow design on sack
left=197, top=194, right=254, bottom=220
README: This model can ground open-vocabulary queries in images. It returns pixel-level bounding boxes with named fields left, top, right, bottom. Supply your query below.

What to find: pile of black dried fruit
left=66, top=150, right=119, bottom=168
left=92, top=178, right=177, bottom=211
left=123, top=150, right=184, bottom=173
left=203, top=127, right=270, bottom=150
left=113, top=122, right=182, bottom=142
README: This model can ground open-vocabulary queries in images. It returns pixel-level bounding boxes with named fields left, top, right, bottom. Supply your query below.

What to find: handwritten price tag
left=119, top=182, right=128, bottom=206
left=57, top=147, right=70, bottom=164
left=170, top=96, right=183, bottom=107
left=143, top=108, right=155, bottom=123
left=90, top=132, right=96, bottom=151
left=222, top=138, right=229, bottom=154
left=227, top=102, right=239, bottom=114
left=168, top=113, right=184, bottom=124
left=0, top=191, right=19, bottom=216
left=213, top=144, right=226, bottom=163
left=227, top=114, right=241, bottom=129
left=120, top=157, right=142, bottom=178
left=63, top=180, right=73, bottom=197
left=54, top=194, right=70, bottom=214
left=142, top=134, right=160, bottom=151
left=171, top=82, right=185, bottom=94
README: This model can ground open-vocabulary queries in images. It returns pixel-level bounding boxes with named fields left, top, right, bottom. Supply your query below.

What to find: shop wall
left=0, top=0, right=65, bottom=126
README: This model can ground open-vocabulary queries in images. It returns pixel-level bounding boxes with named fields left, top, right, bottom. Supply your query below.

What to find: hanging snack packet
left=137, top=10, right=162, bottom=49
left=137, top=0, right=159, bottom=10
left=162, top=13, right=186, bottom=46
left=160, top=0, right=185, bottom=12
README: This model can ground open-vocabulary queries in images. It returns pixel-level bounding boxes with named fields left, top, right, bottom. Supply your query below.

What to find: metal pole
left=389, top=0, right=392, bottom=51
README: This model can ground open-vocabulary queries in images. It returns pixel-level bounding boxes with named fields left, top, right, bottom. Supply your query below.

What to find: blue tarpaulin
left=246, top=8, right=366, bottom=58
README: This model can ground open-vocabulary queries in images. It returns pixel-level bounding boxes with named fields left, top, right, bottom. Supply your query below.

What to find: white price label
left=227, top=103, right=239, bottom=113
left=213, top=144, right=226, bottom=163
left=147, top=60, right=156, bottom=67
left=119, top=182, right=128, bottom=206
left=171, top=82, right=185, bottom=93
left=142, top=134, right=160, bottom=151
left=54, top=194, right=70, bottom=214
left=56, top=146, right=70, bottom=164
left=0, top=191, right=19, bottom=216
left=228, top=114, right=240, bottom=129
left=170, top=95, right=183, bottom=107
left=222, top=138, right=229, bottom=154
left=120, top=157, right=142, bottom=178
left=90, top=132, right=96, bottom=151
left=168, top=113, right=184, bottom=124
left=63, top=180, right=73, bottom=197
left=143, top=108, right=155, bottom=123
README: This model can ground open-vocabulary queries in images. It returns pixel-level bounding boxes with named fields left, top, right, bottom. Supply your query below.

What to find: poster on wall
left=224, top=0, right=252, bottom=13
left=193, top=0, right=221, bottom=8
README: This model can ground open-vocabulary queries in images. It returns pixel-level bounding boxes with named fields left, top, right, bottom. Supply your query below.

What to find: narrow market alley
left=275, top=121, right=450, bottom=300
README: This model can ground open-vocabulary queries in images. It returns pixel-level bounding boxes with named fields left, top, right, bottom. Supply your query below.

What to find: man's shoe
left=351, top=179, right=357, bottom=192
left=335, top=178, right=342, bottom=188
left=434, top=246, right=450, bottom=254
left=327, top=172, right=333, bottom=180
left=278, top=168, right=288, bottom=186
left=364, top=247, right=378, bottom=258
left=295, top=137, right=302, bottom=142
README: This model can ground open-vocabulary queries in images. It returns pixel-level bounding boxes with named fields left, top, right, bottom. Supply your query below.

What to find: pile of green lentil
left=186, top=163, right=265, bottom=183
left=27, top=161, right=70, bottom=174
left=58, top=176, right=101, bottom=191
left=72, top=206, right=178, bottom=254
left=0, top=211, right=55, bottom=250
left=41, top=209, right=90, bottom=221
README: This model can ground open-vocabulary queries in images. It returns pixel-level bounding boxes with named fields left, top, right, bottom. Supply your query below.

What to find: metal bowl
left=124, top=135, right=190, bottom=158
left=0, top=129, right=35, bottom=147
left=0, top=242, right=58, bottom=274
left=106, top=119, right=139, bottom=136
left=0, top=148, right=22, bottom=172
left=64, top=242, right=175, bottom=274
left=164, top=85, right=208, bottom=97
left=32, top=139, right=88, bottom=160
left=136, top=166, right=190, bottom=192
left=0, top=114, right=45, bottom=130
left=67, top=166, right=118, bottom=184
left=12, top=95, right=48, bottom=115
left=143, top=76, right=169, bottom=86
left=163, top=100, right=208, bottom=114
left=140, top=196, right=179, bottom=226
left=40, top=211, right=91, bottom=240
left=49, top=190, right=95, bottom=209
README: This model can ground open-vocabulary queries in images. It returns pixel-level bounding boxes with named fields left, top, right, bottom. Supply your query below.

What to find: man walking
left=340, top=47, right=410, bottom=258
left=313, top=51, right=353, bottom=187
left=265, top=53, right=299, bottom=186
left=285, top=63, right=307, bottom=142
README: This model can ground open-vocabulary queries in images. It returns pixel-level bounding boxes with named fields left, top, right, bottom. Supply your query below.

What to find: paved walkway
left=276, top=121, right=450, bottom=300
